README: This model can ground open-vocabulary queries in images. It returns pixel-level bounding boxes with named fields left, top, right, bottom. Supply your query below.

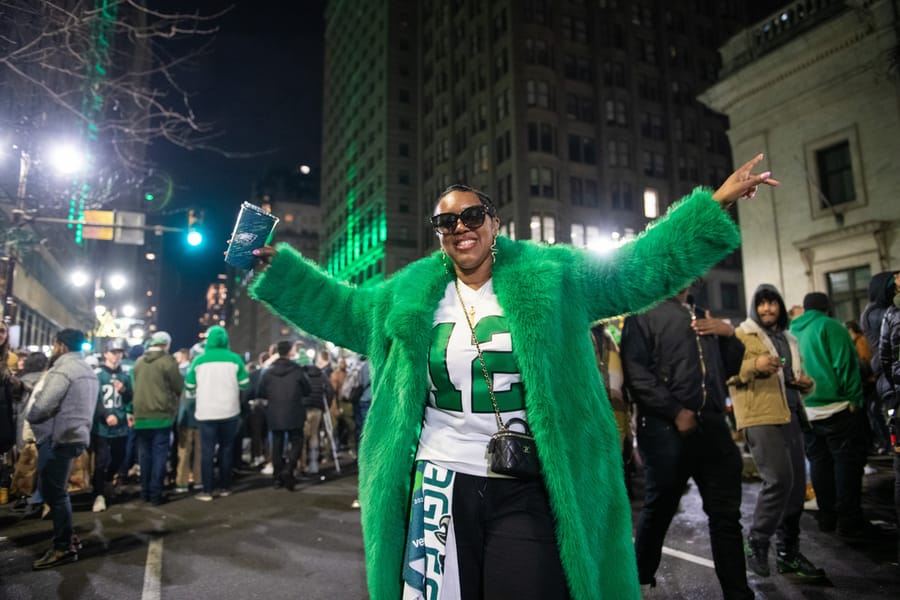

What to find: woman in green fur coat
left=250, top=155, right=776, bottom=599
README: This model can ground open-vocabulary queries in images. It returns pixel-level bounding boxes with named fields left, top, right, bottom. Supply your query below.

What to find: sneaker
left=745, top=539, right=770, bottom=577
left=776, top=551, right=826, bottom=580
left=33, top=547, right=78, bottom=570
left=351, top=498, right=360, bottom=509
left=261, top=463, right=274, bottom=475
left=174, top=486, right=189, bottom=494
left=194, top=493, right=214, bottom=502
left=215, top=489, right=232, bottom=498
left=92, top=495, right=107, bottom=513
left=803, top=497, right=819, bottom=511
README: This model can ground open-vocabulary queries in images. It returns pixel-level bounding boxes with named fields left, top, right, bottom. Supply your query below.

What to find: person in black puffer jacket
left=258, top=341, right=310, bottom=489
left=860, top=270, right=898, bottom=452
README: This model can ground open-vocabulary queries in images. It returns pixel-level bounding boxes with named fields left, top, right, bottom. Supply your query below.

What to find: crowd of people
left=0, top=322, right=372, bottom=570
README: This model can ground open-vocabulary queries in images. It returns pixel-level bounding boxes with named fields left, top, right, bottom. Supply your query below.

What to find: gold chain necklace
left=454, top=278, right=504, bottom=430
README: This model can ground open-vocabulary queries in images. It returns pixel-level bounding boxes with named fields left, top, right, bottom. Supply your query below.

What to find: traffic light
left=187, top=209, right=204, bottom=247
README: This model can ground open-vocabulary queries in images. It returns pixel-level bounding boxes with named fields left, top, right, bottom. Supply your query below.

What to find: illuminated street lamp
left=3, top=142, right=87, bottom=327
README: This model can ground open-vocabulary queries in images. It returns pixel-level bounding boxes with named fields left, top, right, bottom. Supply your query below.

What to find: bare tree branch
left=0, top=0, right=245, bottom=192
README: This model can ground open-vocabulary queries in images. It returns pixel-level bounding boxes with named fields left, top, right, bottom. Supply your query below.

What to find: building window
left=526, top=80, right=553, bottom=109
left=568, top=135, right=596, bottom=164
left=527, top=122, right=556, bottom=154
left=605, top=100, right=628, bottom=127
left=816, top=141, right=855, bottom=208
left=529, top=167, right=555, bottom=198
left=826, top=265, right=871, bottom=323
left=530, top=214, right=556, bottom=243
left=612, top=182, right=634, bottom=211
left=643, top=188, right=659, bottom=218
left=721, top=282, right=740, bottom=311
left=495, top=131, right=511, bottom=164
left=525, top=38, right=551, bottom=66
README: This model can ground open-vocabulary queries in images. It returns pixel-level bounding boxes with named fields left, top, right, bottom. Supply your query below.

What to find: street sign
left=82, top=210, right=115, bottom=241
left=114, top=211, right=146, bottom=246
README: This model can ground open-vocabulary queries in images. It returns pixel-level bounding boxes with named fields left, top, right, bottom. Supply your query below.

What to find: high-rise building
left=320, top=0, right=755, bottom=317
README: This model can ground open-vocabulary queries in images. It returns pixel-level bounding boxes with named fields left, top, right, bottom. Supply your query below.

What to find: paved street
left=0, top=456, right=897, bottom=599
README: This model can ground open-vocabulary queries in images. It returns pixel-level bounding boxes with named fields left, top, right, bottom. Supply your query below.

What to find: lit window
left=643, top=188, right=659, bottom=219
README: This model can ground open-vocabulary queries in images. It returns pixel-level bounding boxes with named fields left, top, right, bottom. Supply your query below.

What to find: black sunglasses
left=431, top=205, right=491, bottom=234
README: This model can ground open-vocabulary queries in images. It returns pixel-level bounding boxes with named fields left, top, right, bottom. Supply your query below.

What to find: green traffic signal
left=144, top=193, right=154, bottom=201
left=187, top=229, right=203, bottom=246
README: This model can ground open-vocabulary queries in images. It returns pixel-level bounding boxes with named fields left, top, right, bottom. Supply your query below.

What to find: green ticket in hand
left=225, top=202, right=279, bottom=270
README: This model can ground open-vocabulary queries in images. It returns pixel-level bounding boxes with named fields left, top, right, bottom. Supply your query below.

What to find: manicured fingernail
left=252, top=249, right=259, bottom=255
left=760, top=171, right=771, bottom=180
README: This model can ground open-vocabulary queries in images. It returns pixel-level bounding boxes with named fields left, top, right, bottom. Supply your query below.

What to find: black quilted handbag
left=488, top=417, right=540, bottom=479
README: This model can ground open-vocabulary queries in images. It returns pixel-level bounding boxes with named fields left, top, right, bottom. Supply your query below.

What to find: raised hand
left=712, top=153, right=780, bottom=208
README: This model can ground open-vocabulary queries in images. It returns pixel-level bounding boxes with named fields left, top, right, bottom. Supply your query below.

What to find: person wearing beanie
left=790, top=292, right=868, bottom=537
left=131, top=331, right=183, bottom=505
left=728, top=284, right=824, bottom=581
left=26, top=329, right=98, bottom=569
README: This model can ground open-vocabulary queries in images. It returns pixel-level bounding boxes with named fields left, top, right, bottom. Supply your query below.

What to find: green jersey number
left=428, top=316, right=525, bottom=413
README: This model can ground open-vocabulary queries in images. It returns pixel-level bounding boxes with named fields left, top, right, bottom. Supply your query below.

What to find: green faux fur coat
left=250, top=188, right=741, bottom=599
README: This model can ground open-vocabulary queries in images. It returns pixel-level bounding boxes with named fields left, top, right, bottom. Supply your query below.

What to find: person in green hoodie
left=790, top=292, right=867, bottom=536
left=131, top=331, right=183, bottom=506
left=184, top=326, right=249, bottom=501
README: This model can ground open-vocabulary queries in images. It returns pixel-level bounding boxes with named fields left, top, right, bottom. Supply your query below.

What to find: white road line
left=661, top=545, right=716, bottom=569
left=142, top=536, right=163, bottom=600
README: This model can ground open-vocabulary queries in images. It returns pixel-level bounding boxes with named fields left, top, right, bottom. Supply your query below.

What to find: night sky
left=152, top=1, right=325, bottom=349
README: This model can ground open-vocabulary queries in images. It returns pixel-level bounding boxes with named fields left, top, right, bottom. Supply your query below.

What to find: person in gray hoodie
left=27, top=329, right=99, bottom=570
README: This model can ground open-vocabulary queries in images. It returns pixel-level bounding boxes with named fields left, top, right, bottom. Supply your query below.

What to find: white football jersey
left=416, top=279, right=528, bottom=477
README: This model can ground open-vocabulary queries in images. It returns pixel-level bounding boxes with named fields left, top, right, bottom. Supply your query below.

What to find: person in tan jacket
left=729, top=284, right=823, bottom=582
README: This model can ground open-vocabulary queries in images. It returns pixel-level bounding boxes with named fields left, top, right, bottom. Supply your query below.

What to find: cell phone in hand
left=224, top=202, right=279, bottom=270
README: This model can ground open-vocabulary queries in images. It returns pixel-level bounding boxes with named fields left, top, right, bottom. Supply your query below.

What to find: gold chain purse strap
left=454, top=278, right=505, bottom=430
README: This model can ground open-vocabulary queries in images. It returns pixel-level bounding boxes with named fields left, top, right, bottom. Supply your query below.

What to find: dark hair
left=845, top=320, right=863, bottom=335
left=23, top=351, right=49, bottom=374
left=755, top=288, right=782, bottom=305
left=276, top=340, right=292, bottom=357
left=55, top=328, right=87, bottom=352
left=438, top=184, right=498, bottom=217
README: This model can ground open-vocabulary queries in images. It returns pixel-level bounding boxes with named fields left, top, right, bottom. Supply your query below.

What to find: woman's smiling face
left=434, top=190, right=498, bottom=283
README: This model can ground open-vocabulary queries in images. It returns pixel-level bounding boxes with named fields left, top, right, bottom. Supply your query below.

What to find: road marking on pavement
left=661, top=544, right=716, bottom=569
left=142, top=536, right=163, bottom=600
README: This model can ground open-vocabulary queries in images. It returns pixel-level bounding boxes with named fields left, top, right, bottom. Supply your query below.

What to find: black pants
left=804, top=408, right=867, bottom=529
left=635, top=412, right=751, bottom=600
left=451, top=473, right=570, bottom=600
left=91, top=435, right=126, bottom=499
left=271, top=429, right=303, bottom=484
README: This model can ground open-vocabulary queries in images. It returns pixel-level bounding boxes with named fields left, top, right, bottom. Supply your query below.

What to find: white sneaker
left=261, top=463, right=274, bottom=475
left=351, top=499, right=360, bottom=509
left=215, top=489, right=232, bottom=498
left=194, top=493, right=213, bottom=502
left=92, top=495, right=107, bottom=513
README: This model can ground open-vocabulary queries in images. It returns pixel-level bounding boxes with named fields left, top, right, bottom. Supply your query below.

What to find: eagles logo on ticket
left=224, top=202, right=280, bottom=270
